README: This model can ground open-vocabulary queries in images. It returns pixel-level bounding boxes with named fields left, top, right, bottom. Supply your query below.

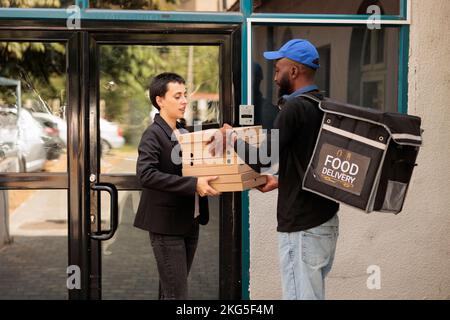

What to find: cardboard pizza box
left=180, top=141, right=259, bottom=162
left=177, top=125, right=262, bottom=145
left=182, top=153, right=245, bottom=166
left=182, top=163, right=254, bottom=176
left=179, top=126, right=266, bottom=192
left=209, top=170, right=261, bottom=184
left=210, top=175, right=268, bottom=192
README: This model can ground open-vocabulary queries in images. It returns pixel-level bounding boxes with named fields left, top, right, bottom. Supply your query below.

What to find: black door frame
left=0, top=20, right=242, bottom=300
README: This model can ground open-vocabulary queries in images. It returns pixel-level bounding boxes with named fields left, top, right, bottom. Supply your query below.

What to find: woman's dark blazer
left=134, top=114, right=209, bottom=235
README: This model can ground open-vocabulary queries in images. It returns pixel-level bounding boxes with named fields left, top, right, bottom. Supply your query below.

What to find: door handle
left=90, top=182, right=118, bottom=241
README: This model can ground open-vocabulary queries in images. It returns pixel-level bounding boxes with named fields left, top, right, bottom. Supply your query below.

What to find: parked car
left=31, top=112, right=67, bottom=148
left=0, top=77, right=22, bottom=173
left=17, top=108, right=48, bottom=172
left=30, top=112, right=125, bottom=156
left=0, top=105, right=47, bottom=173
left=100, top=117, right=125, bottom=155
left=31, top=114, right=64, bottom=160
left=0, top=105, right=21, bottom=173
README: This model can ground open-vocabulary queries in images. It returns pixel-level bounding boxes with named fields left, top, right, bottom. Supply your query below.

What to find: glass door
left=0, top=31, right=85, bottom=299
left=0, top=24, right=242, bottom=300
left=85, top=28, right=242, bottom=300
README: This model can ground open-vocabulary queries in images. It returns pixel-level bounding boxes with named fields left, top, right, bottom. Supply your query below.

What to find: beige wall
left=249, top=0, right=450, bottom=300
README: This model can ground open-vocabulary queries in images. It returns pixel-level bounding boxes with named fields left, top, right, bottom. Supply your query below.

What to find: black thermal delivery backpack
left=298, top=94, right=423, bottom=214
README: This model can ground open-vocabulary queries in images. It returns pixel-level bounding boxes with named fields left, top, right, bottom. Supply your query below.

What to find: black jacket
left=134, top=114, right=209, bottom=235
left=235, top=91, right=338, bottom=232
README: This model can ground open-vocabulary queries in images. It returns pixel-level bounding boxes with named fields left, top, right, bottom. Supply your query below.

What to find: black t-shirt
left=235, top=91, right=339, bottom=232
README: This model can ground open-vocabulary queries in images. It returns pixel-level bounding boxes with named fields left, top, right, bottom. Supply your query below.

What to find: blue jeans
left=278, top=214, right=339, bottom=300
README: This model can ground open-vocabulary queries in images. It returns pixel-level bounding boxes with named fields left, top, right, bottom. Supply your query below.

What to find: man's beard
left=277, top=73, right=292, bottom=98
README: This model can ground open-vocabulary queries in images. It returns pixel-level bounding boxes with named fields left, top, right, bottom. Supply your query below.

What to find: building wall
left=249, top=0, right=450, bottom=299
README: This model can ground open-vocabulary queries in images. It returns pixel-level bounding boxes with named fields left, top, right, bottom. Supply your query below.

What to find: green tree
left=91, top=0, right=179, bottom=10
left=1, top=39, right=220, bottom=147
left=0, top=0, right=65, bottom=8
left=0, top=0, right=179, bottom=9
left=99, top=45, right=219, bottom=146
left=0, top=42, right=66, bottom=107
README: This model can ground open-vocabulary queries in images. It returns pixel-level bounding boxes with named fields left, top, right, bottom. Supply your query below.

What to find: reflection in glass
left=0, top=0, right=73, bottom=8
left=99, top=45, right=220, bottom=174
left=252, top=25, right=399, bottom=125
left=0, top=42, right=67, bottom=173
left=91, top=0, right=239, bottom=11
left=253, top=0, right=400, bottom=15
left=252, top=62, right=279, bottom=130
left=100, top=191, right=219, bottom=299
left=376, top=29, right=386, bottom=64
left=0, top=190, right=67, bottom=299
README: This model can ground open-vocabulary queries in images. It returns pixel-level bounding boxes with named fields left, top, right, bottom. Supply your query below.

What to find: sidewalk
left=0, top=191, right=219, bottom=300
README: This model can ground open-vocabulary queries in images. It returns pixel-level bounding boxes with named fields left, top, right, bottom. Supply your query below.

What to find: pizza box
left=210, top=175, right=267, bottom=192
left=179, top=126, right=266, bottom=192
left=182, top=163, right=254, bottom=176
left=177, top=125, right=262, bottom=145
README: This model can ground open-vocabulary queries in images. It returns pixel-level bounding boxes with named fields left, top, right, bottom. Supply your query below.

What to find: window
left=252, top=25, right=399, bottom=121
left=0, top=0, right=73, bottom=8
left=0, top=41, right=67, bottom=173
left=253, top=0, right=401, bottom=16
left=91, top=0, right=239, bottom=11
left=98, top=44, right=220, bottom=174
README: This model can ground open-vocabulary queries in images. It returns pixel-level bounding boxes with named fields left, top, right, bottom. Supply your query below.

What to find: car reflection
left=1, top=73, right=130, bottom=176
left=0, top=105, right=49, bottom=173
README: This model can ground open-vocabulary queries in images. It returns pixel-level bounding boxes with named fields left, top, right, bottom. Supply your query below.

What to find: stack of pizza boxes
left=177, top=126, right=267, bottom=192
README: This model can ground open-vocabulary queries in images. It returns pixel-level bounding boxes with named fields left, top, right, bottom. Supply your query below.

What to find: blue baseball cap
left=263, top=39, right=320, bottom=70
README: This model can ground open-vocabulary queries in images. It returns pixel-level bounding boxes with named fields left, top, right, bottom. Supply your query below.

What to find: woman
left=134, top=72, right=219, bottom=299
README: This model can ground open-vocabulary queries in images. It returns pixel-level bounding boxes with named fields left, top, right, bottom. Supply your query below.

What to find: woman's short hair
left=149, top=72, right=185, bottom=110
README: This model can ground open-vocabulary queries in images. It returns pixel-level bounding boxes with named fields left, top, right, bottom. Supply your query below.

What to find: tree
left=91, top=0, right=179, bottom=10
left=1, top=39, right=220, bottom=147
left=99, top=45, right=219, bottom=145
left=0, top=0, right=179, bottom=9
left=0, top=42, right=66, bottom=108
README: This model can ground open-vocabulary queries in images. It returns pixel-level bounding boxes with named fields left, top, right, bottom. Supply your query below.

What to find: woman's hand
left=196, top=176, right=220, bottom=197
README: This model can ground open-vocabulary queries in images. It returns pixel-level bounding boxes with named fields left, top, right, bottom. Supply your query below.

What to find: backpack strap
left=287, top=92, right=323, bottom=196
left=297, top=92, right=323, bottom=104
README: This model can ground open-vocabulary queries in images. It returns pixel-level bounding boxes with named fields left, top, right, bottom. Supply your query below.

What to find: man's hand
left=206, top=123, right=236, bottom=157
left=256, top=175, right=279, bottom=193
left=196, top=176, right=220, bottom=197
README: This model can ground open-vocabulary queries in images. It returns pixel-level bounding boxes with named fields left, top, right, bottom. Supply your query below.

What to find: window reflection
left=91, top=0, right=239, bottom=11
left=0, top=42, right=67, bottom=173
left=0, top=0, right=73, bottom=8
left=253, top=0, right=400, bottom=15
left=99, top=45, right=220, bottom=174
left=252, top=25, right=399, bottom=128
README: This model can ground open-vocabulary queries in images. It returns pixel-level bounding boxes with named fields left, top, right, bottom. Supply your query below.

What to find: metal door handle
left=90, top=182, right=118, bottom=241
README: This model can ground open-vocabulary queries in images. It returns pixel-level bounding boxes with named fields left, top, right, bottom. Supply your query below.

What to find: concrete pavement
left=0, top=190, right=219, bottom=300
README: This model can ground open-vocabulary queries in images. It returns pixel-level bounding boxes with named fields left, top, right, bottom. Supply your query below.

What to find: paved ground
left=0, top=236, right=68, bottom=300
left=101, top=192, right=220, bottom=300
left=0, top=191, right=219, bottom=300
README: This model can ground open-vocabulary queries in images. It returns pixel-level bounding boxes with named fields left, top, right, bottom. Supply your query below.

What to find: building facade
left=249, top=0, right=450, bottom=300
left=0, top=0, right=449, bottom=300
